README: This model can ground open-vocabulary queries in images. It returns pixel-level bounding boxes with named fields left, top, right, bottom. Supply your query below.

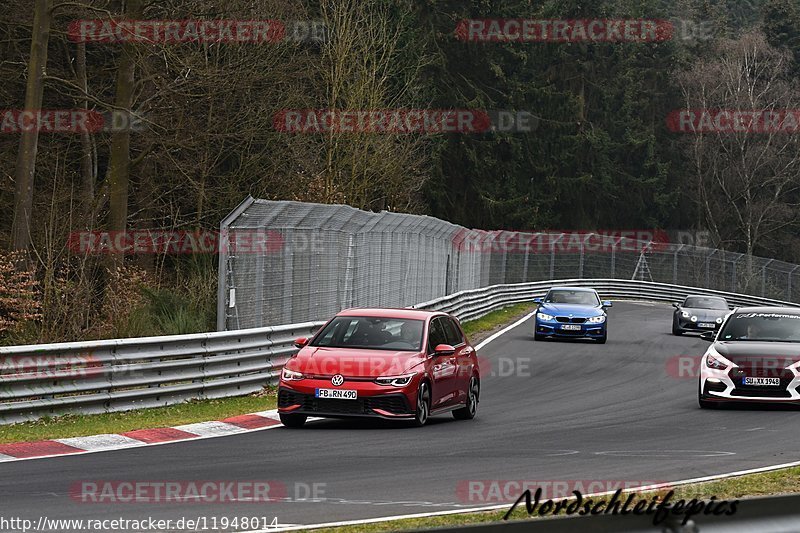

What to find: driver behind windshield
left=397, top=321, right=423, bottom=349
left=545, top=290, right=597, bottom=305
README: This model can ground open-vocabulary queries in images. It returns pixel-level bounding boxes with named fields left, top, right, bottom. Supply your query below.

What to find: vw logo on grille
left=331, top=374, right=344, bottom=386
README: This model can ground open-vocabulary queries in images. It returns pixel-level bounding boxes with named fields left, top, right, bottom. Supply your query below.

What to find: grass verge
left=1, top=303, right=534, bottom=443
left=314, top=465, right=800, bottom=532
left=460, top=302, right=535, bottom=342
left=0, top=393, right=277, bottom=444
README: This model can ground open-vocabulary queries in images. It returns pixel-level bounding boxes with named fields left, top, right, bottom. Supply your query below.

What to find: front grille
left=730, top=388, right=792, bottom=398
left=278, top=389, right=410, bottom=415
left=312, top=397, right=367, bottom=414
left=555, top=317, right=586, bottom=324
left=728, top=365, right=795, bottom=398
left=278, top=389, right=303, bottom=407
left=364, top=395, right=410, bottom=414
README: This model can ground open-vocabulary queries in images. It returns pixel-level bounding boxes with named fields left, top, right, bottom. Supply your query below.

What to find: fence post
left=549, top=234, right=563, bottom=280
left=522, top=235, right=530, bottom=282
left=789, top=266, right=799, bottom=302
left=343, top=233, right=356, bottom=308
left=705, top=249, right=716, bottom=288
left=762, top=259, right=774, bottom=297
left=610, top=237, right=617, bottom=279
left=673, top=244, right=684, bottom=285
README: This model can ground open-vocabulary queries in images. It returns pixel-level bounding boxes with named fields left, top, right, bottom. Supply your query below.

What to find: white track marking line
left=251, top=409, right=280, bottom=418
left=54, top=434, right=145, bottom=451
left=256, top=458, right=800, bottom=532
left=172, top=421, right=247, bottom=437
left=0, top=421, right=286, bottom=463
left=475, top=312, right=535, bottom=351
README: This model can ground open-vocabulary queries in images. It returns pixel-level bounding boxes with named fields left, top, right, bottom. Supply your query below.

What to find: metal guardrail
left=2, top=279, right=798, bottom=424
left=0, top=322, right=322, bottom=424
left=413, top=278, right=800, bottom=322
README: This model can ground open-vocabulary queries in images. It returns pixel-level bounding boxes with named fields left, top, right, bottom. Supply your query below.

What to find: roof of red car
left=337, top=308, right=444, bottom=320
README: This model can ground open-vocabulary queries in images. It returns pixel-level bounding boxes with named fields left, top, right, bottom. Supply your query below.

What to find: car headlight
left=681, top=311, right=690, bottom=318
left=690, top=316, right=698, bottom=322
left=281, top=368, right=304, bottom=381
left=587, top=315, right=606, bottom=324
left=705, top=354, right=727, bottom=370
left=537, top=312, right=555, bottom=321
left=716, top=317, right=723, bottom=324
left=375, top=373, right=415, bottom=387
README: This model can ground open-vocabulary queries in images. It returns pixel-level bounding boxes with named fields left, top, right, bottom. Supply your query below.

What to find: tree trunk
left=11, top=0, right=53, bottom=255
left=75, top=42, right=96, bottom=229
left=107, top=0, right=144, bottom=260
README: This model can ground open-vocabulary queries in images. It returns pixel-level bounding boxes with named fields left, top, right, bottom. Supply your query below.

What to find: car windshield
left=544, top=290, right=599, bottom=306
left=684, top=297, right=728, bottom=310
left=311, top=316, right=424, bottom=351
left=718, top=312, right=800, bottom=342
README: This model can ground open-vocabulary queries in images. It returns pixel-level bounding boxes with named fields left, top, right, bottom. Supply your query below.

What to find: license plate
left=561, top=324, right=581, bottom=331
left=699, top=323, right=715, bottom=328
left=316, top=388, right=358, bottom=400
left=743, top=377, right=780, bottom=387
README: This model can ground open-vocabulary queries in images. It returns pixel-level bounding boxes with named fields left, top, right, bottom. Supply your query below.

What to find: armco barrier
left=2, top=279, right=798, bottom=423
left=412, top=278, right=800, bottom=322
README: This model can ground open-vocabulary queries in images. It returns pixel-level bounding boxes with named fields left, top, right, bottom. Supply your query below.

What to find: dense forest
left=1, top=0, right=800, bottom=343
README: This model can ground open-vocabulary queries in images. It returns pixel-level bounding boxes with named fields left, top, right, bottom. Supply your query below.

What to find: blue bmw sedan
left=533, top=287, right=612, bottom=343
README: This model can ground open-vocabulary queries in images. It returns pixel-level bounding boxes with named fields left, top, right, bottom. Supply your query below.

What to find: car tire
left=534, top=333, right=546, bottom=341
left=413, top=382, right=431, bottom=427
left=672, top=317, right=683, bottom=336
left=597, top=333, right=607, bottom=344
left=279, top=413, right=307, bottom=428
left=453, top=377, right=479, bottom=420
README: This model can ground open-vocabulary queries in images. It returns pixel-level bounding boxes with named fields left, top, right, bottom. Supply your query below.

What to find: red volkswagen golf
left=277, top=308, right=480, bottom=427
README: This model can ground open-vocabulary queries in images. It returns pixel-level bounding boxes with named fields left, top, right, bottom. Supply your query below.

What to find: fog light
left=707, top=378, right=722, bottom=384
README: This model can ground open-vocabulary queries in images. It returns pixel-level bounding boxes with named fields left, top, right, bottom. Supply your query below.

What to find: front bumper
left=700, top=365, right=800, bottom=403
left=676, top=317, right=721, bottom=332
left=535, top=318, right=606, bottom=339
left=278, top=381, right=416, bottom=419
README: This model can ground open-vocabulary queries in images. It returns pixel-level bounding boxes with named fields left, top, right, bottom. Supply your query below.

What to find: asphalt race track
left=3, top=302, right=800, bottom=530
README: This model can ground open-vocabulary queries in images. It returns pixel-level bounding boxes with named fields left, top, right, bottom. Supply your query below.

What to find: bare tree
left=317, top=0, right=430, bottom=211
left=676, top=31, right=800, bottom=287
left=11, top=0, right=53, bottom=256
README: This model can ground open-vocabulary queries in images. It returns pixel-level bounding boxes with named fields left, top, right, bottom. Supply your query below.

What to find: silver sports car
left=672, top=295, right=730, bottom=335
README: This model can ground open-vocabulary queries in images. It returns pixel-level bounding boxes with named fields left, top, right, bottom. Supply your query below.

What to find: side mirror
left=294, top=337, right=309, bottom=348
left=533, top=297, right=543, bottom=304
left=672, top=303, right=680, bottom=308
left=700, top=331, right=715, bottom=342
left=602, top=301, right=613, bottom=308
left=434, top=343, right=455, bottom=356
